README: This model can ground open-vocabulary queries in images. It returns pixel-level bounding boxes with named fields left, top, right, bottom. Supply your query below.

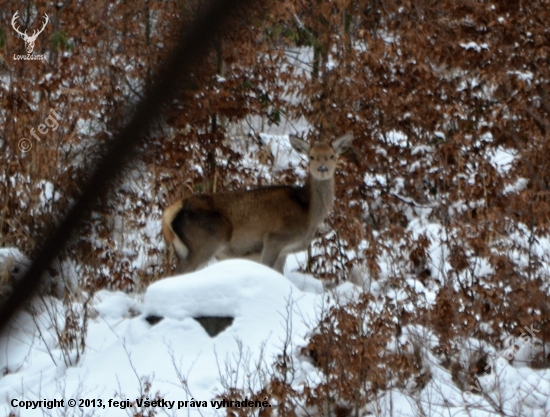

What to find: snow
left=2, top=248, right=548, bottom=416
left=508, top=70, right=534, bottom=81
left=0, top=260, right=319, bottom=417
left=0, top=248, right=30, bottom=282
left=485, top=147, right=517, bottom=174
left=503, top=177, right=528, bottom=194
left=459, top=42, right=489, bottom=52
left=383, top=130, right=408, bottom=147
left=258, top=133, right=306, bottom=171
left=38, top=180, right=62, bottom=205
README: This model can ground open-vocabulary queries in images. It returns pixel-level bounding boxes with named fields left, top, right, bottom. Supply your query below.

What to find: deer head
left=289, top=133, right=354, bottom=181
left=12, top=11, right=49, bottom=54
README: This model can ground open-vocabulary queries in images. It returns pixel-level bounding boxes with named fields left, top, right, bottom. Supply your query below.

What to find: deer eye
left=309, top=155, right=314, bottom=160
left=330, top=155, right=335, bottom=159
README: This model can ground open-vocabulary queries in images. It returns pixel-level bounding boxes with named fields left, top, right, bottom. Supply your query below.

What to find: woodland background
left=1, top=0, right=550, bottom=414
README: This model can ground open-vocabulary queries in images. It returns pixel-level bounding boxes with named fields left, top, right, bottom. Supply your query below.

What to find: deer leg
left=178, top=241, right=226, bottom=273
left=175, top=258, right=191, bottom=274
left=273, top=254, right=287, bottom=274
left=261, top=234, right=288, bottom=271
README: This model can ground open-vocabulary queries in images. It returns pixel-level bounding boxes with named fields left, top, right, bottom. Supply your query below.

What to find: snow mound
left=144, top=260, right=298, bottom=325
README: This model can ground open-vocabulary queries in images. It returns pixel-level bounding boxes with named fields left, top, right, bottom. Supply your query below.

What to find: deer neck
left=305, top=175, right=335, bottom=228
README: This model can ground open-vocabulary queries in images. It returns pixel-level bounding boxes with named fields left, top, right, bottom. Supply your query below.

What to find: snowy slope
left=1, top=257, right=549, bottom=416
left=0, top=260, right=319, bottom=417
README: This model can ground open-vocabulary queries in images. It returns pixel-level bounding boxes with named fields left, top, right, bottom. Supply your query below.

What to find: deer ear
left=332, top=132, right=354, bottom=155
left=289, top=134, right=311, bottom=155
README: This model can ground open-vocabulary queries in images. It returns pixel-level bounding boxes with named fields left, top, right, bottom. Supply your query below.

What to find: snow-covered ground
left=0, top=259, right=321, bottom=417
left=1, top=253, right=549, bottom=417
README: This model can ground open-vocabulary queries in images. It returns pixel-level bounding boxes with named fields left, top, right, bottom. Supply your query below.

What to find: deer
left=162, top=133, right=354, bottom=274
left=12, top=10, right=49, bottom=54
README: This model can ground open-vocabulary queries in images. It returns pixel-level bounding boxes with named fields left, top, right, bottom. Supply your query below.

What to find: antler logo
left=12, top=10, right=49, bottom=54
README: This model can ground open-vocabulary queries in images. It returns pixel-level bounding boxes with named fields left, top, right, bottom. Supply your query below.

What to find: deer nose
left=318, top=165, right=328, bottom=173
